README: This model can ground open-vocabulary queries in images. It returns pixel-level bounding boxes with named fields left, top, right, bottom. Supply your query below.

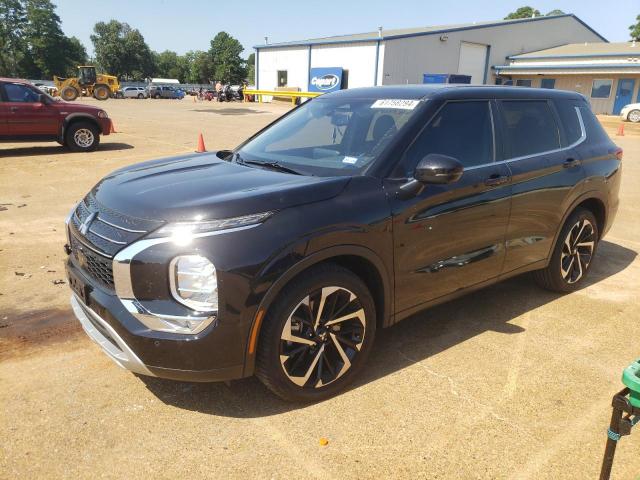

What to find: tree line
left=0, top=0, right=252, bottom=84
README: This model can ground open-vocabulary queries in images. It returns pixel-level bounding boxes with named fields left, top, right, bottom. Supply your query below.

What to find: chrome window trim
left=112, top=223, right=259, bottom=335
left=463, top=106, right=586, bottom=172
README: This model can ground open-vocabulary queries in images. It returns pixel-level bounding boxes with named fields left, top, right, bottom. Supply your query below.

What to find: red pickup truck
left=0, top=78, right=112, bottom=152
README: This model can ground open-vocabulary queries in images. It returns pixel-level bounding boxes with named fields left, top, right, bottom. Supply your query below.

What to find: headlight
left=152, top=211, right=273, bottom=246
left=97, top=110, right=108, bottom=119
left=169, top=255, right=218, bottom=312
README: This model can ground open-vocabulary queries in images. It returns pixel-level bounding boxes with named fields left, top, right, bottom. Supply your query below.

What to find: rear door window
left=500, top=100, right=560, bottom=158
left=401, top=100, right=494, bottom=174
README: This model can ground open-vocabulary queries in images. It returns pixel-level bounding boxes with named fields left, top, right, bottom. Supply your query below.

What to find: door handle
left=563, top=158, right=581, bottom=168
left=484, top=174, right=509, bottom=187
left=9, top=106, right=19, bottom=112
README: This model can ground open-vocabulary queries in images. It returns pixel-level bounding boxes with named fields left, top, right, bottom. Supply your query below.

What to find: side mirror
left=397, top=154, right=464, bottom=199
left=414, top=154, right=464, bottom=184
left=37, top=93, right=49, bottom=105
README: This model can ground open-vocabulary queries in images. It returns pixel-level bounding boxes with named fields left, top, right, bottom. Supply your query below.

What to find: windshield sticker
left=371, top=99, right=420, bottom=110
left=342, top=156, right=359, bottom=165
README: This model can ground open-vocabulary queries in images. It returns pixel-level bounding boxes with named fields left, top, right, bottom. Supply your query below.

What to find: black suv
left=66, top=86, right=621, bottom=401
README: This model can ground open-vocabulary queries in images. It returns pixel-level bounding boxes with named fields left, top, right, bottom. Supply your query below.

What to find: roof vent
left=378, top=26, right=383, bottom=38
left=264, top=36, right=269, bottom=45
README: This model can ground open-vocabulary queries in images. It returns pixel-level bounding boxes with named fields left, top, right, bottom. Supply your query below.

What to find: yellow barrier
left=243, top=89, right=322, bottom=105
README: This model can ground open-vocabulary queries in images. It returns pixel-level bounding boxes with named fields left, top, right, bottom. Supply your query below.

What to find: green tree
left=61, top=36, right=87, bottom=75
left=246, top=52, right=255, bottom=84
left=20, top=0, right=80, bottom=78
left=0, top=0, right=27, bottom=77
left=546, top=9, right=565, bottom=16
left=504, top=6, right=541, bottom=19
left=209, top=31, right=246, bottom=83
left=91, top=20, right=155, bottom=80
left=191, top=50, right=214, bottom=83
left=155, top=50, right=182, bottom=80
left=630, top=14, right=640, bottom=41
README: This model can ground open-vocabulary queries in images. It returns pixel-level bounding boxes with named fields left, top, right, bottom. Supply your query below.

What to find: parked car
left=148, top=85, right=184, bottom=99
left=0, top=77, right=112, bottom=151
left=65, top=85, right=621, bottom=401
left=117, top=86, right=148, bottom=99
left=620, top=102, right=640, bottom=123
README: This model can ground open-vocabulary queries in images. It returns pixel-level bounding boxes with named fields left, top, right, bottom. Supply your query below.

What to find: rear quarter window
left=554, top=99, right=583, bottom=146
left=578, top=105, right=611, bottom=144
left=500, top=100, right=560, bottom=158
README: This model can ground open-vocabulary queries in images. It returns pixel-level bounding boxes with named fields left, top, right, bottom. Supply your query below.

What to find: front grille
left=69, top=193, right=163, bottom=290
left=70, top=235, right=115, bottom=289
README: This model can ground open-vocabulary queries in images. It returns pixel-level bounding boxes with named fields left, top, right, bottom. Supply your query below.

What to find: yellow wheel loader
left=54, top=66, right=120, bottom=101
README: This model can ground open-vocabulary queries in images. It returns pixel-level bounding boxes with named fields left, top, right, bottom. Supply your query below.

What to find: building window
left=541, top=78, right=556, bottom=89
left=516, top=79, right=532, bottom=87
left=277, top=70, right=288, bottom=87
left=591, top=79, right=612, bottom=98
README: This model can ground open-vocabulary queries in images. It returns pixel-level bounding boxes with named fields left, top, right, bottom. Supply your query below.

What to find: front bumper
left=67, top=258, right=247, bottom=382
left=71, top=294, right=153, bottom=376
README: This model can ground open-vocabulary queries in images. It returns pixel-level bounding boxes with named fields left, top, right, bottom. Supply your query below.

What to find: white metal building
left=255, top=14, right=606, bottom=92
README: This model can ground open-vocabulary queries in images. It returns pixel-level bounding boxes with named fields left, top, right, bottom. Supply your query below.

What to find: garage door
left=458, top=42, right=488, bottom=84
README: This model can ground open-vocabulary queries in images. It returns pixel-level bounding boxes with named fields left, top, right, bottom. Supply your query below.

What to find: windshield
left=238, top=97, right=422, bottom=176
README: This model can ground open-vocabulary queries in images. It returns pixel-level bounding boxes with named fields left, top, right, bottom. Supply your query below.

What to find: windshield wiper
left=233, top=153, right=302, bottom=175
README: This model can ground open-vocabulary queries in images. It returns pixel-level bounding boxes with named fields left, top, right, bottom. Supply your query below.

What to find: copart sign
left=308, top=67, right=343, bottom=93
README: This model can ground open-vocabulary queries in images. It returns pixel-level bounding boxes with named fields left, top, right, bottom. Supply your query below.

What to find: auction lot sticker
left=371, top=99, right=420, bottom=110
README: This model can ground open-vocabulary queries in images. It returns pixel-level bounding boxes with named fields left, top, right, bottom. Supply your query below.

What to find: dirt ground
left=1, top=98, right=639, bottom=479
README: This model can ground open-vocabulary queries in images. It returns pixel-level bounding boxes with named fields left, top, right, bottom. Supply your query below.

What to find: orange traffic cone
left=109, top=121, right=116, bottom=134
left=196, top=133, right=206, bottom=153
left=617, top=123, right=625, bottom=136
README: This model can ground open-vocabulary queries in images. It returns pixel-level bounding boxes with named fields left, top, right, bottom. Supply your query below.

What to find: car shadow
left=190, top=108, right=269, bottom=115
left=140, top=240, right=637, bottom=417
left=0, top=142, right=134, bottom=157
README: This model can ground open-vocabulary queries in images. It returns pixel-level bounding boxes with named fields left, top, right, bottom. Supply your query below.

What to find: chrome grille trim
left=96, top=215, right=147, bottom=233
left=88, top=227, right=127, bottom=245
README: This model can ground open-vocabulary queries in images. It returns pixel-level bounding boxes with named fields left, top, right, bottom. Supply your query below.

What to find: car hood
left=91, top=152, right=351, bottom=222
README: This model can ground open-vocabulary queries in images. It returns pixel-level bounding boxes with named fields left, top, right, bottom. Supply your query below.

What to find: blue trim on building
left=483, top=45, right=491, bottom=84
left=254, top=14, right=607, bottom=50
left=508, top=52, right=640, bottom=60
left=307, top=45, right=312, bottom=87
left=255, top=48, right=260, bottom=88
left=374, top=40, right=380, bottom=86
left=495, top=63, right=640, bottom=72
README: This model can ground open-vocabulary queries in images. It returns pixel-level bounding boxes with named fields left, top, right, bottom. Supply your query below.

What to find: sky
left=55, top=0, right=638, bottom=58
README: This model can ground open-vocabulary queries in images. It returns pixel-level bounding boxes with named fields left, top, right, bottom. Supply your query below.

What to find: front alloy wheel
left=628, top=109, right=640, bottom=123
left=280, top=286, right=366, bottom=388
left=256, top=264, right=376, bottom=401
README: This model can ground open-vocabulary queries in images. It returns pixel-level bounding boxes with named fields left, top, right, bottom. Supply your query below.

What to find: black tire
left=93, top=85, right=110, bottom=101
left=533, top=208, right=599, bottom=293
left=154, top=93, right=160, bottom=99
left=137, top=93, right=144, bottom=99
left=65, top=121, right=100, bottom=152
left=627, top=109, right=640, bottom=123
left=256, top=264, right=376, bottom=402
left=60, top=86, right=79, bottom=101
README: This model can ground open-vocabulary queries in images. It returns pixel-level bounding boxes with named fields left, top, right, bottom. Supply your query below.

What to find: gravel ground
left=1, top=98, right=639, bottom=479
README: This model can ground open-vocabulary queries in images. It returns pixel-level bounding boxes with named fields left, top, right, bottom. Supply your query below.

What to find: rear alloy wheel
left=137, top=93, right=144, bottom=99
left=628, top=109, right=640, bottom=123
left=533, top=208, right=599, bottom=292
left=65, top=122, right=100, bottom=152
left=256, top=265, right=376, bottom=401
left=60, top=86, right=79, bottom=101
left=93, top=85, right=110, bottom=101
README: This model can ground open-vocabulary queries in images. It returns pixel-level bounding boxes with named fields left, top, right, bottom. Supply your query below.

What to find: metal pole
left=599, top=405, right=622, bottom=480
